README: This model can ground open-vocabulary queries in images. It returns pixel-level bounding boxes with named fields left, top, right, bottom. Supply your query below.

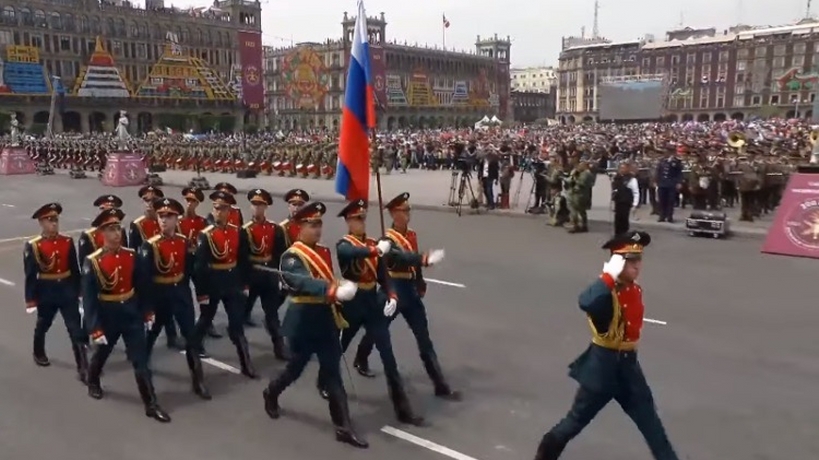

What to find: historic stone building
left=263, top=12, right=511, bottom=130
left=556, top=20, right=819, bottom=123
left=0, top=0, right=262, bottom=134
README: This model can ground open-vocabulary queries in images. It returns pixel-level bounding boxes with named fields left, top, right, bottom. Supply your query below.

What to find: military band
left=24, top=203, right=87, bottom=382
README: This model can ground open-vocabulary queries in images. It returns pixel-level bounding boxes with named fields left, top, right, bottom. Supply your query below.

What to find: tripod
left=447, top=169, right=480, bottom=217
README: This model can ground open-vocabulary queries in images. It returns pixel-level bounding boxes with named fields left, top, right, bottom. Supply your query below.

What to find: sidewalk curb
left=152, top=175, right=768, bottom=239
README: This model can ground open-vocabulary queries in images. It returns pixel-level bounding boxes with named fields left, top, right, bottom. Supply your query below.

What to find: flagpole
left=442, top=21, right=446, bottom=50
left=372, top=95, right=386, bottom=235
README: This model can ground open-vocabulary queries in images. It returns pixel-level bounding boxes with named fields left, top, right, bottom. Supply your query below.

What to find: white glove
left=383, top=298, right=397, bottom=317
left=335, top=280, right=358, bottom=302
left=25, top=306, right=37, bottom=315
left=144, top=314, right=155, bottom=331
left=375, top=239, right=392, bottom=256
left=92, top=335, right=108, bottom=346
left=427, top=249, right=445, bottom=266
left=78, top=300, right=84, bottom=317
left=602, top=254, right=626, bottom=279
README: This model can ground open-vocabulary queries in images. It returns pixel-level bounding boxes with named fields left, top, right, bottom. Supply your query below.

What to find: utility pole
left=592, top=0, right=600, bottom=38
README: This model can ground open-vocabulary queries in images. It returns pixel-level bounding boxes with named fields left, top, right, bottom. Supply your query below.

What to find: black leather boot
left=533, top=432, right=566, bottom=460
left=185, top=348, right=212, bottom=400
left=263, top=376, right=288, bottom=419
left=33, top=334, right=49, bottom=367
left=353, top=338, right=376, bottom=378
left=327, top=386, right=368, bottom=448
left=272, top=335, right=290, bottom=361
left=87, top=346, right=112, bottom=399
left=71, top=342, right=89, bottom=384
left=387, top=375, right=425, bottom=426
left=235, top=336, right=258, bottom=379
left=421, top=354, right=461, bottom=401
left=135, top=374, right=171, bottom=423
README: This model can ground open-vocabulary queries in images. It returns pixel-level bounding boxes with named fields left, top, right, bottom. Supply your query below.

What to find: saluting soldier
left=240, top=188, right=289, bottom=359
left=280, top=188, right=310, bottom=247
left=23, top=203, right=88, bottom=382
left=262, top=202, right=367, bottom=448
left=316, top=199, right=425, bottom=426
left=532, top=231, right=678, bottom=460
left=352, top=193, right=460, bottom=400
left=82, top=208, right=171, bottom=423
left=78, top=195, right=126, bottom=263
left=193, top=191, right=257, bottom=379
left=138, top=198, right=211, bottom=400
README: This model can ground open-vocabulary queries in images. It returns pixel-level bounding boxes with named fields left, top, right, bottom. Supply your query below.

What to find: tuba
left=727, top=131, right=746, bottom=149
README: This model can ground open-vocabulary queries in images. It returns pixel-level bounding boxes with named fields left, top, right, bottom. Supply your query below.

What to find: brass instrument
left=727, top=131, right=746, bottom=149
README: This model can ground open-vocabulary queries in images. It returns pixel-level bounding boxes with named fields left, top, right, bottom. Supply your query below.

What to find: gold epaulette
left=242, top=221, right=255, bottom=229
left=147, top=234, right=162, bottom=244
left=176, top=232, right=186, bottom=240
left=279, top=219, right=290, bottom=227
left=83, top=228, right=96, bottom=236
left=201, top=224, right=215, bottom=234
left=87, top=247, right=104, bottom=260
left=133, top=215, right=146, bottom=225
left=227, top=223, right=238, bottom=229
left=28, top=235, right=42, bottom=245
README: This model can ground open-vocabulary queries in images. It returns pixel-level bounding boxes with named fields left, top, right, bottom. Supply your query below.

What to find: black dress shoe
left=435, top=388, right=462, bottom=401
left=318, top=388, right=329, bottom=400
left=146, top=406, right=172, bottom=423
left=263, top=389, right=280, bottom=419
left=88, top=384, right=104, bottom=400
left=198, top=348, right=210, bottom=359
left=354, top=362, right=376, bottom=378
left=335, top=429, right=369, bottom=448
left=33, top=354, right=50, bottom=367
left=398, top=413, right=426, bottom=427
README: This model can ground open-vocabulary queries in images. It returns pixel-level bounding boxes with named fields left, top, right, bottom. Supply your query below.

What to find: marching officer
left=353, top=193, right=460, bottom=400
left=128, top=185, right=163, bottom=250
left=138, top=197, right=211, bottom=400
left=210, top=182, right=244, bottom=227
left=82, top=208, right=171, bottom=423
left=78, top=194, right=126, bottom=262
left=280, top=188, right=309, bottom=247
left=262, top=202, right=367, bottom=448
left=316, top=199, right=425, bottom=426
left=192, top=191, right=257, bottom=379
left=23, top=203, right=88, bottom=382
left=532, top=231, right=678, bottom=460
left=178, top=187, right=214, bottom=354
left=240, top=188, right=289, bottom=359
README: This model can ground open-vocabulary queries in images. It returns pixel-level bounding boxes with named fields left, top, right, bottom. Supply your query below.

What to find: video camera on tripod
left=446, top=157, right=480, bottom=217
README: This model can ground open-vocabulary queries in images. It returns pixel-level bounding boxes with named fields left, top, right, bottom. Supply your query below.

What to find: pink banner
left=238, top=31, right=264, bottom=111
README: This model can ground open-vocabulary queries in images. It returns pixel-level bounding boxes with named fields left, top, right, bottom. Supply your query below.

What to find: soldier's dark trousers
left=87, top=315, right=152, bottom=388
left=739, top=191, right=755, bottom=221
left=657, top=186, right=676, bottom=221
left=539, top=378, right=677, bottom=459
left=246, top=275, right=287, bottom=357
left=268, top=333, right=344, bottom=407
left=193, top=290, right=257, bottom=378
left=34, top=301, right=86, bottom=375
left=613, top=202, right=631, bottom=235
left=355, top=281, right=455, bottom=395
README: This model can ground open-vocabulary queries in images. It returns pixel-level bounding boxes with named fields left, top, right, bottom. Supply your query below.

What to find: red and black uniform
left=23, top=228, right=86, bottom=376
left=193, top=190, right=256, bottom=378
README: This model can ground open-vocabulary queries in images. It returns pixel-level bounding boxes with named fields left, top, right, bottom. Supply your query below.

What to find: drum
left=296, top=163, right=305, bottom=173
left=307, top=163, right=317, bottom=173
left=272, top=161, right=282, bottom=171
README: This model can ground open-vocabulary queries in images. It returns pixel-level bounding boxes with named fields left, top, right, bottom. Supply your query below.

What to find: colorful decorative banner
left=238, top=30, right=264, bottom=110
left=281, top=46, right=330, bottom=110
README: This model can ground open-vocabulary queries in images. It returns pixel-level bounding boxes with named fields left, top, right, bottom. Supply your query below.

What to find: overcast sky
left=169, top=0, right=810, bottom=67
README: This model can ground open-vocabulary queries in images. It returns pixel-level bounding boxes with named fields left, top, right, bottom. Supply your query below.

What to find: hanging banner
left=370, top=45, right=387, bottom=109
left=238, top=30, right=264, bottom=111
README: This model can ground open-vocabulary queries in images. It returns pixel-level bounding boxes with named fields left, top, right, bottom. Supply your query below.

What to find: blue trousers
left=657, top=186, right=677, bottom=221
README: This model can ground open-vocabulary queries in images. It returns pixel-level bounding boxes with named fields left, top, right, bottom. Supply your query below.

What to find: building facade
left=0, top=0, right=263, bottom=134
left=510, top=66, right=556, bottom=93
left=511, top=90, right=555, bottom=122
left=556, top=20, right=819, bottom=123
left=263, top=12, right=511, bottom=130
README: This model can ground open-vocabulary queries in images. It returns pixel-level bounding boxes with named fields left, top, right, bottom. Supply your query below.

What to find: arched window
left=20, top=8, right=32, bottom=26
left=34, top=9, right=47, bottom=28
left=106, top=17, right=115, bottom=36
left=79, top=15, right=88, bottom=33
left=130, top=21, right=139, bottom=37
left=1, top=6, right=16, bottom=25
left=116, top=18, right=125, bottom=36
left=90, top=15, right=100, bottom=34
left=63, top=13, right=74, bottom=32
left=49, top=11, right=61, bottom=29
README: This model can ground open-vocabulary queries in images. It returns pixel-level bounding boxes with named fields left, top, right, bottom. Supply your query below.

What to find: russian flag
left=336, top=0, right=376, bottom=201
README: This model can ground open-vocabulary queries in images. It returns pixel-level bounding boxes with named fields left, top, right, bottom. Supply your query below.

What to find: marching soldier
left=82, top=208, right=171, bottom=423
left=128, top=186, right=163, bottom=250
left=280, top=188, right=310, bottom=247
left=353, top=193, right=460, bottom=400
left=262, top=202, right=367, bottom=448
left=316, top=199, right=425, bottom=426
left=241, top=188, right=289, bottom=359
left=138, top=198, right=211, bottom=400
left=192, top=191, right=257, bottom=379
left=737, top=156, right=759, bottom=222
left=23, top=203, right=88, bottom=382
left=532, top=231, right=678, bottom=460
left=203, top=182, right=242, bottom=338
left=78, top=195, right=126, bottom=263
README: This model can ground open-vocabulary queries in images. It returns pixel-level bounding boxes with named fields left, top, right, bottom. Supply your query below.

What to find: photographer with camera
left=478, top=145, right=500, bottom=210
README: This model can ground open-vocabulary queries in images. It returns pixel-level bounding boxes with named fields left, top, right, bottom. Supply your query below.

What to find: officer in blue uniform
left=315, top=199, right=425, bottom=426
left=137, top=198, right=211, bottom=400
left=193, top=191, right=257, bottom=379
left=654, top=151, right=683, bottom=223
left=82, top=208, right=170, bottom=423
left=353, top=193, right=460, bottom=401
left=23, top=203, right=87, bottom=382
left=262, top=202, right=368, bottom=448
left=240, top=188, right=289, bottom=359
left=532, top=231, right=678, bottom=460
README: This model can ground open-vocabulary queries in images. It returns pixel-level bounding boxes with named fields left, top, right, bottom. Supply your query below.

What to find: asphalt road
left=0, top=174, right=815, bottom=460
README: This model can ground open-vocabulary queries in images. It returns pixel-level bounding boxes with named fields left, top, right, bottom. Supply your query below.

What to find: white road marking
left=426, top=278, right=466, bottom=288
left=644, top=318, right=667, bottom=325
left=1, top=203, right=15, bottom=208
left=381, top=426, right=480, bottom=460
left=0, top=278, right=15, bottom=286
left=178, top=350, right=240, bottom=374
left=0, top=228, right=84, bottom=244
